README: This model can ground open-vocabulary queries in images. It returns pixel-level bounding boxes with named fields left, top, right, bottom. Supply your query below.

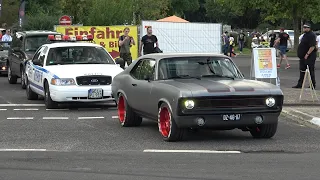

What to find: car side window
left=32, top=47, right=44, bottom=61
left=130, top=59, right=156, bottom=80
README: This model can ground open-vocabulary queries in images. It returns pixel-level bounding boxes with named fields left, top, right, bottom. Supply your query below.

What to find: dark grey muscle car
left=112, top=53, right=284, bottom=141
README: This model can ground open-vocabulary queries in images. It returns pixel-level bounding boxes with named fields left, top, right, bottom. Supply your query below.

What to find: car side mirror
left=115, top=57, right=125, bottom=69
left=144, top=74, right=153, bottom=82
left=33, top=59, right=42, bottom=66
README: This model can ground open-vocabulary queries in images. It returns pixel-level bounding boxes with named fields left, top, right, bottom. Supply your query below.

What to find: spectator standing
left=118, top=27, right=135, bottom=66
left=1, top=29, right=12, bottom=42
left=274, top=28, right=292, bottom=69
left=237, top=30, right=246, bottom=54
left=222, top=31, right=229, bottom=56
left=269, top=30, right=277, bottom=47
left=139, top=27, right=158, bottom=56
left=316, top=34, right=320, bottom=60
left=229, top=36, right=237, bottom=57
left=293, top=23, right=317, bottom=89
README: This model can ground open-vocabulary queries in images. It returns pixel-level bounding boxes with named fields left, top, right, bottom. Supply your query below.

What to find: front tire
left=158, top=103, right=185, bottom=142
left=249, top=123, right=278, bottom=138
left=26, top=77, right=38, bottom=100
left=44, top=82, right=58, bottom=109
left=21, top=68, right=26, bottom=89
left=117, top=93, right=142, bottom=127
left=7, top=64, right=17, bottom=84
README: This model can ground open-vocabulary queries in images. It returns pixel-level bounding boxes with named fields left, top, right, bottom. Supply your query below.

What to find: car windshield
left=25, top=36, right=51, bottom=52
left=46, top=46, right=115, bottom=65
left=158, top=57, right=243, bottom=80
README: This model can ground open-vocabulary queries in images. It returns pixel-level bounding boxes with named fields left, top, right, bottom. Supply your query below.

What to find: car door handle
left=132, top=83, right=137, bottom=86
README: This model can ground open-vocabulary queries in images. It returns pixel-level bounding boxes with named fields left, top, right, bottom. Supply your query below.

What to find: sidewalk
left=282, top=88, right=320, bottom=106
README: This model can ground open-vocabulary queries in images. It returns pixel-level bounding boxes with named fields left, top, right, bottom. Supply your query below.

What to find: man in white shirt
left=1, top=29, right=12, bottom=42
left=299, top=34, right=304, bottom=44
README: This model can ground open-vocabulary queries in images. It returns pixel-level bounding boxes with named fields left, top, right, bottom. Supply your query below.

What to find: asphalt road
left=1, top=68, right=320, bottom=179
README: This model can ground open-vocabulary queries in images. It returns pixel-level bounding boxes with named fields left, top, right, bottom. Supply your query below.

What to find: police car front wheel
left=44, top=81, right=58, bottom=109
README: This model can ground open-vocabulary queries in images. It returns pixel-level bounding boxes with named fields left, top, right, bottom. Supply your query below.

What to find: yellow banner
left=55, top=25, right=138, bottom=59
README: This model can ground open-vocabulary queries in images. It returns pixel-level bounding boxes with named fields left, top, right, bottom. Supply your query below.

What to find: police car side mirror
left=115, top=57, right=125, bottom=69
left=33, top=58, right=43, bottom=66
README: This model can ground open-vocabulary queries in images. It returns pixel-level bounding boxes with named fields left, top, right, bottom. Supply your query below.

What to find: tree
left=133, top=0, right=170, bottom=24
left=60, top=0, right=90, bottom=24
left=0, top=0, right=19, bottom=27
left=169, top=0, right=200, bottom=18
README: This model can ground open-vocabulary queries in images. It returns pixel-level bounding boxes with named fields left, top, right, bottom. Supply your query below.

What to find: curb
left=284, top=103, right=320, bottom=106
left=281, top=108, right=320, bottom=128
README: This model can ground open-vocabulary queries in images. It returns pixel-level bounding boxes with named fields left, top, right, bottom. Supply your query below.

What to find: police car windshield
left=46, top=46, right=115, bottom=66
left=25, top=36, right=51, bottom=52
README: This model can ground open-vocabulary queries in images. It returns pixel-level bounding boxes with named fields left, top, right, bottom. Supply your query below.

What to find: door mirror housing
left=115, top=57, right=125, bottom=69
left=33, top=59, right=42, bottom=66
left=144, top=74, right=153, bottom=82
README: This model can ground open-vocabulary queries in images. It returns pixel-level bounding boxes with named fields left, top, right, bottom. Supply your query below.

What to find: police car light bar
left=48, top=34, right=93, bottom=41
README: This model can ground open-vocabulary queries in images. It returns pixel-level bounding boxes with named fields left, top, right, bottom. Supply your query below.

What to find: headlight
left=51, top=78, right=76, bottom=86
left=184, top=100, right=195, bottom=109
left=265, top=97, right=276, bottom=107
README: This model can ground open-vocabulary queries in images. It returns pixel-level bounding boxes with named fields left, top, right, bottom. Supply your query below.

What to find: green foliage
left=0, top=0, right=19, bottom=28
left=23, top=12, right=60, bottom=31
left=169, top=0, right=200, bottom=17
left=60, top=0, right=91, bottom=24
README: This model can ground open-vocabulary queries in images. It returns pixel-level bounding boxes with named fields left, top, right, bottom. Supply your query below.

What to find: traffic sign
left=59, top=15, right=72, bottom=25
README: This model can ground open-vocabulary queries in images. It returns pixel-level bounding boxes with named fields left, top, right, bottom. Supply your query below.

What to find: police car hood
left=45, top=64, right=123, bottom=78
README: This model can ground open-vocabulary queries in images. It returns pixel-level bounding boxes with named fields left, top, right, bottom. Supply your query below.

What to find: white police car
left=25, top=34, right=123, bottom=109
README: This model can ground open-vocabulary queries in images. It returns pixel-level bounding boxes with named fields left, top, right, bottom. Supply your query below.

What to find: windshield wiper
left=201, top=74, right=235, bottom=80
left=167, top=75, right=201, bottom=80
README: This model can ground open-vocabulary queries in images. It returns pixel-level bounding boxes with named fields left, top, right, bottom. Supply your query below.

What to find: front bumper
left=174, top=112, right=280, bottom=129
left=50, top=85, right=115, bottom=102
left=0, top=61, right=7, bottom=73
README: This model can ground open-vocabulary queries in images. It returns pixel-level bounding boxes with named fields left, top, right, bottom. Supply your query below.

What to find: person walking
left=229, top=36, right=237, bottom=57
left=237, top=30, right=246, bottom=54
left=1, top=29, right=12, bottom=42
left=118, top=27, right=135, bottom=66
left=139, top=26, right=159, bottom=56
left=222, top=31, right=229, bottom=56
left=274, top=28, right=292, bottom=69
left=292, top=23, right=317, bottom=89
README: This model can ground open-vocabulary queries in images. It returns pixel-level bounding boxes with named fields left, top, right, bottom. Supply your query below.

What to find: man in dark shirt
left=139, top=27, right=159, bottom=56
left=293, top=23, right=317, bottom=89
left=274, top=28, right=292, bottom=69
left=222, top=31, right=230, bottom=56
left=269, top=30, right=277, bottom=47
left=237, top=30, right=246, bottom=54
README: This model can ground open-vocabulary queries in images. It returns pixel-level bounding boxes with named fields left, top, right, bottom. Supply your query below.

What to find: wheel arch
left=117, top=90, right=128, bottom=101
left=158, top=98, right=173, bottom=112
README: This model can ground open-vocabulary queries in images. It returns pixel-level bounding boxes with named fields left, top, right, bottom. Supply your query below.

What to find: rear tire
left=117, top=93, right=142, bottom=127
left=26, top=77, right=38, bottom=100
left=250, top=123, right=278, bottom=138
left=44, top=82, right=58, bottom=109
left=7, top=64, right=17, bottom=84
left=158, top=103, right=185, bottom=142
left=21, top=68, right=26, bottom=89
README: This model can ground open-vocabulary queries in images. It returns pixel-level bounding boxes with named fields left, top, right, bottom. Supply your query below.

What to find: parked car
left=112, top=53, right=284, bottom=141
left=7, top=30, right=62, bottom=89
left=25, top=34, right=123, bottom=109
left=0, top=41, right=10, bottom=75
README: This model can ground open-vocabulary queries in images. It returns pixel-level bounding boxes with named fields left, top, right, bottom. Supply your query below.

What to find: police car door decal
left=34, top=69, right=43, bottom=83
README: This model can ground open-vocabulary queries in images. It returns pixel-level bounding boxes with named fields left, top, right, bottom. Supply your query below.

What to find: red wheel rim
left=117, top=96, right=125, bottom=123
left=159, top=107, right=171, bottom=137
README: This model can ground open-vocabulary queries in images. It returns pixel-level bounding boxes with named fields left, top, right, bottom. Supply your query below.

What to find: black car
left=7, top=30, right=62, bottom=88
left=112, top=53, right=284, bottom=142
left=0, top=41, right=10, bottom=75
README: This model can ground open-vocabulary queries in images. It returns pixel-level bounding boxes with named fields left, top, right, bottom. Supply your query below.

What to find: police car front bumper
left=50, top=85, right=115, bottom=102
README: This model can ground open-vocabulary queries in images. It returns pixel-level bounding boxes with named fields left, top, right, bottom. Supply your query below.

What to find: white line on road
left=0, top=109, right=7, bottom=111
left=77, top=108, right=102, bottom=110
left=43, top=117, right=69, bottom=120
left=7, top=117, right=34, bottom=120
left=78, top=117, right=105, bottom=119
left=112, top=116, right=118, bottom=119
left=0, top=149, right=47, bottom=152
left=13, top=108, right=39, bottom=111
left=143, top=149, right=241, bottom=154
left=0, top=104, right=45, bottom=107
left=46, top=109, right=69, bottom=111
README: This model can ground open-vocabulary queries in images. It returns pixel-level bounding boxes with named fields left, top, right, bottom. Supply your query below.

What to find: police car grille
left=76, top=76, right=112, bottom=86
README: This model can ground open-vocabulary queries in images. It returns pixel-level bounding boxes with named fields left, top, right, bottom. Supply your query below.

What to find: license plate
left=88, top=89, right=103, bottom=99
left=222, top=114, right=241, bottom=121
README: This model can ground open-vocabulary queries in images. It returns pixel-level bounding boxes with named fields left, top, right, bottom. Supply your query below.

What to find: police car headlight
left=184, top=100, right=195, bottom=109
left=265, top=97, right=276, bottom=107
left=51, top=78, right=75, bottom=86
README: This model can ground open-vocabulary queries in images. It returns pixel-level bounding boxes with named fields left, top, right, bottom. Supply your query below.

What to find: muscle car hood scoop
left=163, top=78, right=278, bottom=95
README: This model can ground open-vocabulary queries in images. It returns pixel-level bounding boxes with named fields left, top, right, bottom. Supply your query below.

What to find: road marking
left=0, top=149, right=47, bottom=151
left=77, top=108, right=102, bottom=110
left=13, top=108, right=39, bottom=111
left=143, top=149, right=241, bottom=154
left=46, top=109, right=69, bottom=111
left=310, top=117, right=320, bottom=126
left=283, top=108, right=320, bottom=127
left=112, top=116, right=118, bottom=119
left=7, top=117, right=34, bottom=120
left=78, top=117, right=105, bottom=119
left=0, top=109, right=7, bottom=111
left=43, top=117, right=69, bottom=120
left=0, top=104, right=45, bottom=107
